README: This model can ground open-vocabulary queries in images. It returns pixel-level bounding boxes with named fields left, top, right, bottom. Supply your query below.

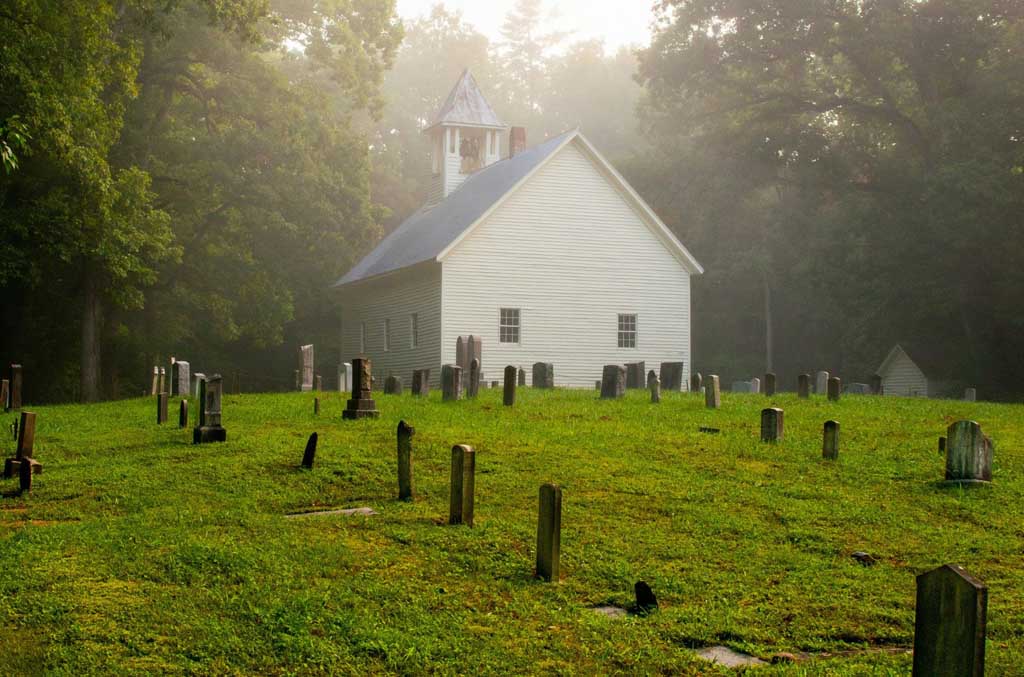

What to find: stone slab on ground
left=590, top=605, right=628, bottom=618
left=285, top=507, right=378, bottom=519
left=695, top=646, right=767, bottom=667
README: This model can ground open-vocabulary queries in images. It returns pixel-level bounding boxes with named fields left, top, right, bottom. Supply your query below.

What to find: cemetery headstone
left=798, top=373, right=811, bottom=398
left=194, top=374, right=227, bottom=443
left=314, top=397, right=320, bottom=415
left=158, top=367, right=166, bottom=394
left=192, top=373, right=206, bottom=398
left=338, top=362, right=353, bottom=392
left=301, top=432, right=318, bottom=469
left=490, top=380, right=499, bottom=389
left=4, top=411, right=42, bottom=479
left=455, top=336, right=469, bottom=376
left=468, top=359, right=480, bottom=398
left=659, top=362, right=684, bottom=392
left=764, top=372, right=776, bottom=396
left=964, top=388, right=977, bottom=402
left=634, top=581, right=658, bottom=615
left=314, top=374, right=322, bottom=392
left=625, top=362, right=646, bottom=389
left=19, top=454, right=32, bottom=494
left=705, top=375, right=721, bottom=409
left=466, top=335, right=482, bottom=389
left=384, top=375, right=403, bottom=395
left=412, top=369, right=431, bottom=397
left=601, top=365, right=626, bottom=400
left=815, top=370, right=829, bottom=394
left=870, top=374, right=883, bottom=395
left=299, top=344, right=314, bottom=392
left=294, top=370, right=301, bottom=390
left=691, top=372, right=703, bottom=394
left=532, top=362, right=554, bottom=389
left=178, top=400, right=188, bottom=428
left=912, top=564, right=987, bottom=677
left=518, top=367, right=526, bottom=387
left=536, top=483, right=562, bottom=582
left=151, top=366, right=159, bottom=396
left=750, top=377, right=761, bottom=393
left=8, top=364, right=22, bottom=409
left=503, top=365, right=517, bottom=407
left=196, top=378, right=207, bottom=428
left=828, top=376, right=841, bottom=401
left=823, top=420, right=840, bottom=459
left=845, top=383, right=871, bottom=395
left=156, top=393, right=169, bottom=424
left=448, top=444, right=476, bottom=526
left=397, top=421, right=414, bottom=500
left=172, top=360, right=190, bottom=396
left=944, top=421, right=992, bottom=485
left=342, top=358, right=380, bottom=419
left=594, top=380, right=601, bottom=391
left=761, top=408, right=784, bottom=442
left=441, top=365, right=463, bottom=402
left=650, top=376, right=661, bottom=404
left=732, top=381, right=753, bottom=394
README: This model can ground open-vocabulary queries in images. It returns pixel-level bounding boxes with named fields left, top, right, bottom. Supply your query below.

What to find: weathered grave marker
left=750, top=377, right=761, bottom=393
left=533, top=362, right=554, bottom=389
left=964, top=388, right=977, bottom=402
left=490, top=380, right=499, bottom=388
left=732, top=381, right=753, bottom=394
left=594, top=380, right=601, bottom=390
left=4, top=411, right=42, bottom=479
left=518, top=367, right=526, bottom=386
left=192, top=373, right=206, bottom=398
left=9, top=365, right=22, bottom=409
left=650, top=376, right=661, bottom=404
left=294, top=370, right=301, bottom=389
left=468, top=359, right=480, bottom=398
left=448, top=444, right=476, bottom=526
left=158, top=367, right=166, bottom=395
left=194, top=374, right=228, bottom=443
left=384, top=375, right=403, bottom=395
left=660, top=362, right=684, bottom=392
left=690, top=371, right=703, bottom=394
left=301, top=432, right=318, bottom=469
left=19, top=453, right=32, bottom=494
left=196, top=378, right=207, bottom=428
left=342, top=358, right=380, bottom=419
left=705, top=375, right=721, bottom=409
left=846, top=382, right=871, bottom=395
left=467, top=335, right=482, bottom=389
left=828, top=376, right=841, bottom=401
left=397, top=420, right=414, bottom=500
left=441, top=364, right=463, bottom=401
left=634, top=581, right=658, bottom=614
left=944, top=421, right=992, bottom=485
left=823, top=420, right=840, bottom=459
left=764, top=372, right=776, bottom=396
left=314, top=397, right=320, bottom=415
left=601, top=365, right=626, bottom=400
left=870, top=374, right=883, bottom=395
left=536, top=483, right=562, bottom=582
left=156, top=393, right=169, bottom=424
left=647, top=369, right=657, bottom=390
left=178, top=400, right=188, bottom=428
left=798, top=373, right=810, bottom=398
left=172, top=360, right=190, bottom=396
left=761, top=408, right=784, bottom=442
left=150, top=366, right=159, bottom=396
left=912, top=564, right=987, bottom=676
left=412, top=369, right=431, bottom=397
left=299, top=344, right=314, bottom=392
left=338, top=362, right=352, bottom=393
left=503, top=365, right=517, bottom=407
left=815, top=371, right=829, bottom=394
left=625, top=362, right=646, bottom=389
left=314, top=374, right=322, bottom=392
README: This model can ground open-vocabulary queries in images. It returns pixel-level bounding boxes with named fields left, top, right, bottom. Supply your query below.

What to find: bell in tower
left=425, top=69, right=508, bottom=206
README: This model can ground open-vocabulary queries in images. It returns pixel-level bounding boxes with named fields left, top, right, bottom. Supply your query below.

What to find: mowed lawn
left=1, top=387, right=1022, bottom=675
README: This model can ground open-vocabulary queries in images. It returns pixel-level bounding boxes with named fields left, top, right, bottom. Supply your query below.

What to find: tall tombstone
left=158, top=367, right=166, bottom=394
left=823, top=420, right=840, bottom=459
left=397, top=421, right=414, bottom=500
left=798, top=373, right=811, bottom=398
left=964, top=388, right=977, bottom=402
left=503, top=365, right=517, bottom=407
left=535, top=483, right=562, bottom=582
left=827, top=376, right=842, bottom=402
left=764, top=372, right=777, bottom=397
left=650, top=376, right=661, bottom=404
left=815, top=370, right=829, bottom=395
left=750, top=377, right=761, bottom=394
left=299, top=344, right=314, bottom=392
left=625, top=362, right=646, bottom=389
left=150, top=366, right=159, bottom=396
left=192, top=373, right=206, bottom=399
left=944, top=421, right=992, bottom=484
left=466, top=336, right=482, bottom=390
left=4, top=412, right=40, bottom=479
left=412, top=369, right=431, bottom=397
left=196, top=377, right=207, bottom=428
left=9, top=365, right=23, bottom=409
left=194, top=374, right=227, bottom=443
left=455, top=336, right=469, bottom=385
left=705, top=375, right=721, bottom=409
left=178, top=400, right=188, bottom=428
left=646, top=370, right=657, bottom=390
left=448, top=444, right=476, bottom=526
left=156, top=393, right=169, bottom=424
left=912, top=564, right=987, bottom=676
left=172, top=361, right=190, bottom=397
left=0, top=380, right=8, bottom=412
left=659, top=362, right=684, bottom=392
left=467, top=359, right=481, bottom=398
left=338, top=362, right=353, bottom=393
left=314, top=374, right=322, bottom=392
left=342, top=358, right=380, bottom=419
left=690, top=372, right=703, bottom=394
left=600, top=365, right=626, bottom=400
left=441, top=364, right=463, bottom=402
left=517, top=367, right=526, bottom=387
left=761, top=408, right=784, bottom=442
left=532, top=362, right=554, bottom=389
left=301, top=432, right=318, bottom=470
left=870, top=374, right=883, bottom=395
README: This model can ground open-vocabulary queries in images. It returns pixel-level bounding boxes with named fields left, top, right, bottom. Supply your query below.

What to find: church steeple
left=425, top=70, right=508, bottom=206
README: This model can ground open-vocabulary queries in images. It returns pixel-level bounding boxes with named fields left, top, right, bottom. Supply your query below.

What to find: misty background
left=1, top=0, right=1022, bottom=402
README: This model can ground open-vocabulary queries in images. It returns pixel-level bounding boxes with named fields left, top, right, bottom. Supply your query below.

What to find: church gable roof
left=427, top=69, right=506, bottom=130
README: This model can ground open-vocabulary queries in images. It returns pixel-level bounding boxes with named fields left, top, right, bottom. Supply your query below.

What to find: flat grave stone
left=286, top=507, right=377, bottom=519
left=695, top=646, right=767, bottom=667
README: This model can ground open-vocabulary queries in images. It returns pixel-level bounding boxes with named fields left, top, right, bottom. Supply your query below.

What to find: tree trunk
left=80, top=268, right=103, bottom=402
left=764, top=274, right=774, bottom=372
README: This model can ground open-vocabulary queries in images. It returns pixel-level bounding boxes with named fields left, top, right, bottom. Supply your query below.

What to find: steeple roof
left=427, top=69, right=506, bottom=131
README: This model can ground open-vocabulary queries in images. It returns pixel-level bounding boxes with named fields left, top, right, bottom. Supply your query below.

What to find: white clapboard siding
left=881, top=350, right=929, bottom=397
left=440, top=140, right=692, bottom=387
left=338, top=265, right=442, bottom=388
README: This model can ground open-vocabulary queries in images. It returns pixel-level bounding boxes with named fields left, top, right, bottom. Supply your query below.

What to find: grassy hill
left=1, top=387, right=1021, bottom=675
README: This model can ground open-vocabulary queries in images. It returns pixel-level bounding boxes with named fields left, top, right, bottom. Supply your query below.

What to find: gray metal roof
left=427, top=69, right=506, bottom=130
left=334, top=130, right=575, bottom=287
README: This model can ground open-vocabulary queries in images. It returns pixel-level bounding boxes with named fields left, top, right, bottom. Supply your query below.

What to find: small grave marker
left=338, top=362, right=352, bottom=393
left=660, top=362, right=684, bottom=392
left=518, top=367, right=526, bottom=387
left=938, top=436, right=946, bottom=454
left=823, top=420, right=840, bottom=459
left=764, top=372, right=776, bottom=396
left=397, top=421, right=414, bottom=500
left=704, top=375, right=721, bottom=409
left=150, top=366, right=159, bottom=396
left=178, top=400, right=188, bottom=428
left=314, top=374, right=322, bottom=392
left=964, top=388, right=977, bottom=402
left=384, top=375, right=403, bottom=395
left=314, top=397, right=320, bottom=415
left=761, top=408, right=784, bottom=442
left=412, top=369, right=431, bottom=397
left=944, top=421, right=992, bottom=485
left=193, top=374, right=227, bottom=443
left=797, top=373, right=810, bottom=398
left=468, top=359, right=480, bottom=398
left=156, top=393, right=169, bottom=424
left=912, top=564, right=987, bottom=676
left=4, top=412, right=42, bottom=479
left=625, top=362, right=646, bottom=389
left=690, top=372, right=703, bottom=394
left=301, top=432, right=318, bottom=469
left=634, top=581, right=658, bottom=614
left=19, top=453, right=32, bottom=494
left=299, top=344, right=314, bottom=392
left=448, top=444, right=476, bottom=526
left=158, top=367, right=166, bottom=394
left=827, top=376, right=841, bottom=401
left=441, top=364, right=463, bottom=401
left=815, top=370, right=829, bottom=394
left=342, top=358, right=380, bottom=419
left=536, top=483, right=562, bottom=582
left=870, top=374, right=883, bottom=394
left=650, top=376, right=661, bottom=404
left=600, top=365, right=625, bottom=400
left=172, top=360, right=190, bottom=396
left=503, top=365, right=517, bottom=407
left=532, top=362, right=554, bottom=389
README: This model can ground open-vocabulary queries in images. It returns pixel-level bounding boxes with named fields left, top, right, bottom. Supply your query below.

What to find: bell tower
left=425, top=70, right=508, bottom=206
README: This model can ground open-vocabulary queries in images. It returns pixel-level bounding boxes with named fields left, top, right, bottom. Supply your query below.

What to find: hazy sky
left=395, top=0, right=657, bottom=51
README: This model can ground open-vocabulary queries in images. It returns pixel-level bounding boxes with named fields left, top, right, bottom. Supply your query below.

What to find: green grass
left=1, top=387, right=1022, bottom=675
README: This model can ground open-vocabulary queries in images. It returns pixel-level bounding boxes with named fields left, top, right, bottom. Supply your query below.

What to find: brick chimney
left=509, top=127, right=527, bottom=158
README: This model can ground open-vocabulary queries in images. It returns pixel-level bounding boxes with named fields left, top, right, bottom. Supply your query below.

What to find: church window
left=384, top=319, right=392, bottom=351
left=618, top=314, right=637, bottom=348
left=500, top=308, right=520, bottom=344
left=360, top=322, right=366, bottom=353
left=410, top=313, right=419, bottom=348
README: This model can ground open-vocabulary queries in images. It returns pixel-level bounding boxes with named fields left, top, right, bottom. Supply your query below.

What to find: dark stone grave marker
left=912, top=564, right=987, bottom=676
left=397, top=421, right=414, bottom=500
left=301, top=432, right=318, bottom=469
left=536, top=483, right=562, bottom=582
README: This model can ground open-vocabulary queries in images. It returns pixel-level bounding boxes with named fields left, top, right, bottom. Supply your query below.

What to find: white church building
left=334, top=71, right=703, bottom=387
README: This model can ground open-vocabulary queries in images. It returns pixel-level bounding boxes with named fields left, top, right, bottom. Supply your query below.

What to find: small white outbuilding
left=333, top=70, right=703, bottom=388
left=875, top=344, right=929, bottom=397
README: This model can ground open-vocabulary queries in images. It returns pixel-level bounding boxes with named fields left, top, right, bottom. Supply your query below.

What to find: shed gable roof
left=876, top=344, right=928, bottom=378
